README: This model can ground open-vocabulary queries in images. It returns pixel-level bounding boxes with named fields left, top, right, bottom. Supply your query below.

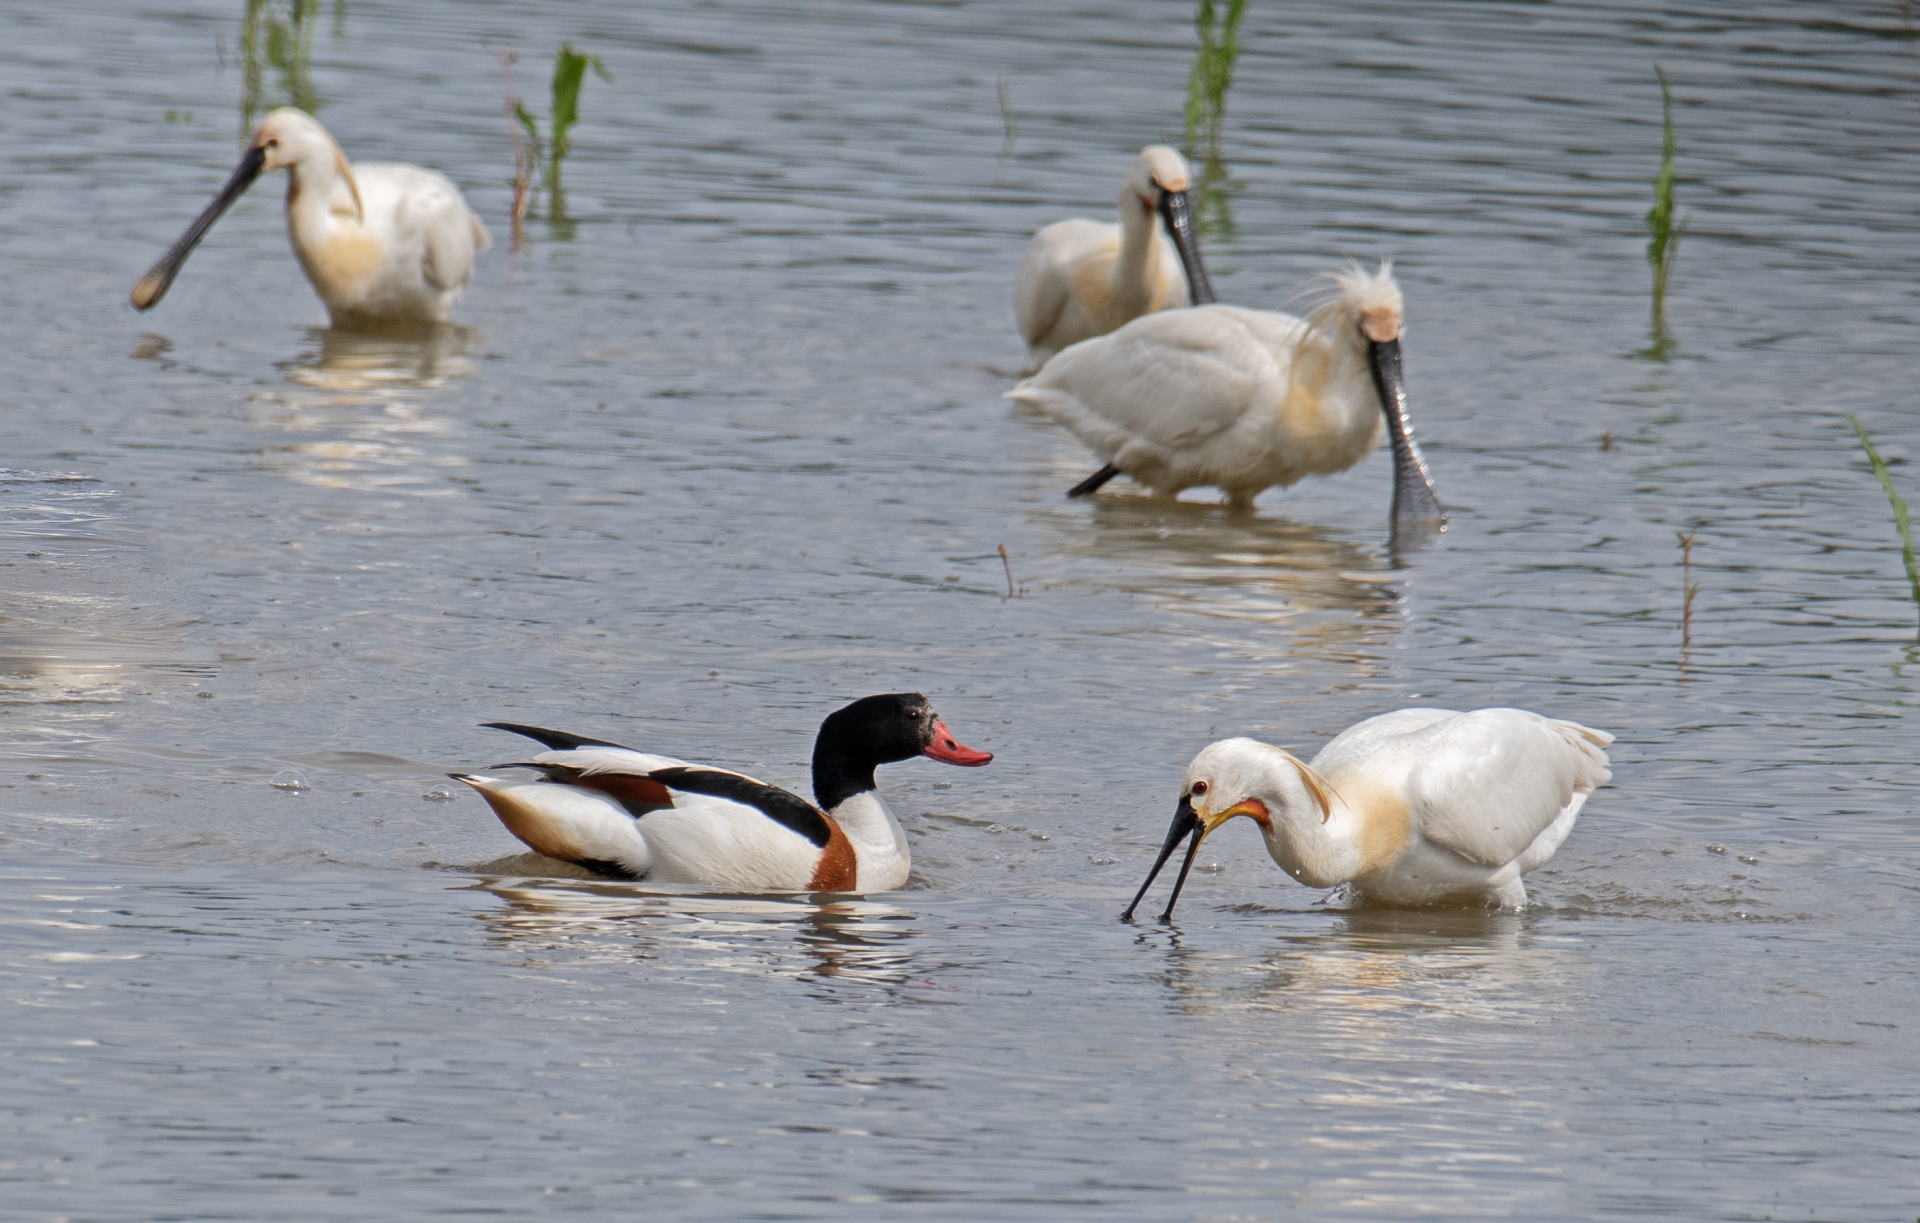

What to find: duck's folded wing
left=1402, top=709, right=1614, bottom=867
left=645, top=768, right=832, bottom=849
left=1008, top=307, right=1289, bottom=451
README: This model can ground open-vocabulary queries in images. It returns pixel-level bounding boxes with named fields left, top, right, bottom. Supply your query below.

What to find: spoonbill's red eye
left=1191, top=781, right=1208, bottom=796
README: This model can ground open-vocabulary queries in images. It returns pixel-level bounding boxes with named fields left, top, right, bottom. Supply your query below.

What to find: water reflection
left=242, top=327, right=479, bottom=493
left=280, top=324, right=480, bottom=391
left=1043, top=494, right=1401, bottom=667
left=468, top=875, right=919, bottom=986
left=1144, top=908, right=1566, bottom=1032
left=0, top=472, right=214, bottom=703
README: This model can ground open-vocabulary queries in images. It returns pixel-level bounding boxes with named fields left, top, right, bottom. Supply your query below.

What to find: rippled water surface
left=4, top=1, right=1919, bottom=1218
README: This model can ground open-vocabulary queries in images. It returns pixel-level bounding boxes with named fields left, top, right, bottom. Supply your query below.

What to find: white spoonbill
left=452, top=693, right=993, bottom=892
left=131, top=108, right=489, bottom=330
left=1013, top=145, right=1216, bottom=366
left=1123, top=708, right=1614, bottom=920
left=1007, top=261, right=1443, bottom=525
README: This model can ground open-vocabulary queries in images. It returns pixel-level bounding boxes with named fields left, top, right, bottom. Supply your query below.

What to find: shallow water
left=3, top=1, right=1918, bottom=1218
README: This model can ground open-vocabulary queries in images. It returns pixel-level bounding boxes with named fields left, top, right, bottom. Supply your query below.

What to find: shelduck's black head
left=811, top=692, right=992, bottom=811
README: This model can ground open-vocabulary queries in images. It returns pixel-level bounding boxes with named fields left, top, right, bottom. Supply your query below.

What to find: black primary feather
left=482, top=722, right=636, bottom=752
left=647, top=766, right=832, bottom=849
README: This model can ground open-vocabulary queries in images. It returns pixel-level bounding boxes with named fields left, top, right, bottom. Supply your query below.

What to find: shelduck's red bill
left=923, top=721, right=992, bottom=766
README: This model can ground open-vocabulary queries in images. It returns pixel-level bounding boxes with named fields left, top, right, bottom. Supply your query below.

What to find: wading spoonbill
left=131, top=108, right=489, bottom=331
left=1013, top=145, right=1215, bottom=366
left=1007, top=261, right=1443, bottom=526
left=1123, top=708, right=1613, bottom=920
left=452, top=693, right=992, bottom=891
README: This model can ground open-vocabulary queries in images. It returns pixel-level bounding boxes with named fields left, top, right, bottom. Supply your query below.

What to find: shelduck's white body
left=1010, top=262, right=1443, bottom=523
left=1128, top=708, right=1613, bottom=918
left=1013, top=146, right=1213, bottom=366
left=457, top=750, right=913, bottom=892
left=133, top=108, right=488, bottom=330
left=452, top=694, right=991, bottom=893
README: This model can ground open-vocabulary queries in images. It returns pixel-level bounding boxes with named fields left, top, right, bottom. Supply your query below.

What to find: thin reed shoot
left=240, top=0, right=321, bottom=135
left=1848, top=416, right=1920, bottom=637
left=490, top=44, right=534, bottom=250
left=997, top=73, right=1017, bottom=161
left=1182, top=1, right=1247, bottom=243
left=1644, top=66, right=1690, bottom=351
left=1677, top=530, right=1701, bottom=649
left=544, top=43, right=612, bottom=223
left=499, top=42, right=610, bottom=233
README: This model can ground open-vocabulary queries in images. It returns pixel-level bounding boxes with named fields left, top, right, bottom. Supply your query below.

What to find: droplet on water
left=1028, top=831, right=1049, bottom=842
left=986, top=824, right=1006, bottom=835
left=932, top=781, right=953, bottom=789
left=422, top=785, right=455, bottom=802
left=1706, top=844, right=1727, bottom=855
left=1090, top=855, right=1118, bottom=865
left=269, top=769, right=310, bottom=793
left=1197, top=861, right=1225, bottom=874
left=1739, top=854, right=1758, bottom=864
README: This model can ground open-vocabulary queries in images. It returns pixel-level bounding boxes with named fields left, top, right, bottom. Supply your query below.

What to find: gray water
left=3, top=1, right=1918, bottom=1218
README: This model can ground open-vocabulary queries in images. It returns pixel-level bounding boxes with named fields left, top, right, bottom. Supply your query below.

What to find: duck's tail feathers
left=481, top=722, right=636, bottom=752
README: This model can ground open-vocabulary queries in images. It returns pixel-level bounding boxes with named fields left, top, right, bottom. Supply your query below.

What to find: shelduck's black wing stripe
left=483, top=722, right=637, bottom=752
left=647, top=767, right=832, bottom=849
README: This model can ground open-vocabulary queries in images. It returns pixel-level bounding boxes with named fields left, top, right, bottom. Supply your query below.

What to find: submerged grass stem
left=1848, top=416, right=1920, bottom=637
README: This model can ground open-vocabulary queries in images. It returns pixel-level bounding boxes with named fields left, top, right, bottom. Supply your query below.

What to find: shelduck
left=452, top=693, right=992, bottom=892
left=132, top=108, right=489, bottom=331
left=1008, top=261, right=1443, bottom=524
left=1013, top=145, right=1215, bottom=367
left=1123, top=707, right=1613, bottom=920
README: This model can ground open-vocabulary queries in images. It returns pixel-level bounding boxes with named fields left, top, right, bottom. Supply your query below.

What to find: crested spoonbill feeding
left=1013, top=145, right=1216, bottom=367
left=1007, top=261, right=1444, bottom=526
left=1122, top=707, right=1614, bottom=921
left=451, top=693, right=993, bottom=891
left=131, top=108, right=489, bottom=331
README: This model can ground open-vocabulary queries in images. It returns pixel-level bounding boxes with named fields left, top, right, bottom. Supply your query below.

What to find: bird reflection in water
left=280, top=323, right=480, bottom=391
left=466, top=874, right=919, bottom=986
left=245, top=325, right=480, bottom=493
left=1040, top=495, right=1407, bottom=669
left=1136, top=905, right=1575, bottom=1032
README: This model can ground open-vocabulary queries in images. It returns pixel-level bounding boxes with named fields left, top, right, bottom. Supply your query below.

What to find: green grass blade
left=1849, top=416, right=1920, bottom=637
left=1645, top=65, right=1679, bottom=340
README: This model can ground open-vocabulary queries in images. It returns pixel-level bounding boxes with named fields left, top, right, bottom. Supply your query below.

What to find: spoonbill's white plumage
left=452, top=693, right=992, bottom=892
left=132, top=108, right=489, bottom=330
left=1124, top=708, right=1613, bottom=920
left=1013, top=145, right=1215, bottom=367
left=1008, top=261, right=1443, bottom=523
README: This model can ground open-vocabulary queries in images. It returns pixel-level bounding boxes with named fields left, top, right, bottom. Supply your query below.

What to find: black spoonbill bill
left=1008, top=261, right=1444, bottom=526
left=452, top=693, right=993, bottom=891
left=131, top=108, right=489, bottom=331
left=1123, top=708, right=1614, bottom=921
left=1013, top=145, right=1216, bottom=367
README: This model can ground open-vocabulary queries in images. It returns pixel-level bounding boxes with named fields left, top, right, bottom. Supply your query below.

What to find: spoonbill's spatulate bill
left=1010, top=261, right=1444, bottom=525
left=1122, top=708, right=1613, bottom=921
left=451, top=693, right=992, bottom=892
left=132, top=108, right=489, bottom=331
left=1012, top=145, right=1214, bottom=368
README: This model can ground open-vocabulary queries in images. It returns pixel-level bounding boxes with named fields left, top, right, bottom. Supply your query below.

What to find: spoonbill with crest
left=1122, top=707, right=1613, bottom=921
left=1013, top=145, right=1216, bottom=367
left=1007, top=261, right=1443, bottom=527
left=131, top=108, right=489, bottom=330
